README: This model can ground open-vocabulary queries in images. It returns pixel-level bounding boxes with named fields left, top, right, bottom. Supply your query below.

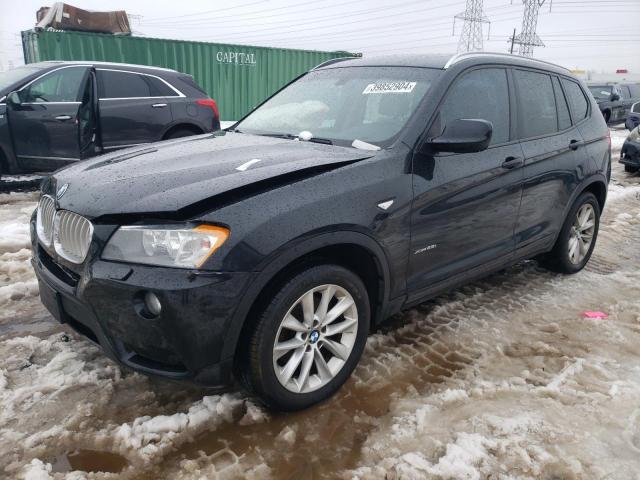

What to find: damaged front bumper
left=30, top=214, right=253, bottom=387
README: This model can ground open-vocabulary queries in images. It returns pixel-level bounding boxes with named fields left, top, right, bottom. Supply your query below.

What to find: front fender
left=218, top=229, right=393, bottom=361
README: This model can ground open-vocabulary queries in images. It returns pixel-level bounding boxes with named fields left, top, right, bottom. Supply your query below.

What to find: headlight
left=102, top=225, right=229, bottom=269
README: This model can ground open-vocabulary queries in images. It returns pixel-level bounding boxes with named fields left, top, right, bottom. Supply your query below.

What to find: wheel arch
left=161, top=122, right=204, bottom=140
left=224, top=231, right=393, bottom=367
left=581, top=177, right=607, bottom=212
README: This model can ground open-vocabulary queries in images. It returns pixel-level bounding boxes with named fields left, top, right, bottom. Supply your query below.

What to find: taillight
left=196, top=99, right=220, bottom=120
left=606, top=129, right=611, bottom=149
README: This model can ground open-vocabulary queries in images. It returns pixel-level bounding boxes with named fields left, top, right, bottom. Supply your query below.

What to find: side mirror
left=610, top=93, right=620, bottom=102
left=427, top=119, right=493, bottom=154
left=6, top=91, right=21, bottom=107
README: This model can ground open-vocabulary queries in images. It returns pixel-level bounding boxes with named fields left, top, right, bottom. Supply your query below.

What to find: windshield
left=236, top=66, right=440, bottom=148
left=0, top=65, right=41, bottom=95
left=588, top=85, right=613, bottom=100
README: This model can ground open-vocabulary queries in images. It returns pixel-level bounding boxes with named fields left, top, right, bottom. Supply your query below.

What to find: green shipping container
left=22, top=29, right=358, bottom=120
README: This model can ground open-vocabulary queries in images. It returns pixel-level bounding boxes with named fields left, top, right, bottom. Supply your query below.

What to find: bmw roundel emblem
left=309, top=330, right=320, bottom=344
left=56, top=183, right=69, bottom=199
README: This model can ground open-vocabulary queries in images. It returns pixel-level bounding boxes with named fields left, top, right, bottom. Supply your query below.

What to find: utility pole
left=453, top=0, right=491, bottom=53
left=509, top=28, right=516, bottom=54
left=512, top=0, right=546, bottom=57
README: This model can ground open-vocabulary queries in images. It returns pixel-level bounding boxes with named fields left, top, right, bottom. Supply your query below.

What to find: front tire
left=241, top=265, right=370, bottom=411
left=541, top=192, right=600, bottom=274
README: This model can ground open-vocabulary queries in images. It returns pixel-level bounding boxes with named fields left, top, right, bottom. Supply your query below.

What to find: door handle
left=501, top=156, right=523, bottom=169
left=55, top=115, right=72, bottom=121
left=569, top=139, right=582, bottom=150
left=151, top=103, right=167, bottom=108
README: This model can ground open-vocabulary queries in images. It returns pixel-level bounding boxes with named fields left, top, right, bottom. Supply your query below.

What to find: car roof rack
left=444, top=51, right=569, bottom=72
left=313, top=57, right=359, bottom=70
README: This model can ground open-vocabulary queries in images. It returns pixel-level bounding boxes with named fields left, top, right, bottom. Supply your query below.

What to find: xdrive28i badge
left=56, top=183, right=69, bottom=200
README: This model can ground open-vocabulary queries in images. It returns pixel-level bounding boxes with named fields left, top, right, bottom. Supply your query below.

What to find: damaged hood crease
left=50, top=133, right=375, bottom=219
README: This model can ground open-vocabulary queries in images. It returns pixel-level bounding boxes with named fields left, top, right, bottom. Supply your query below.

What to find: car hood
left=50, top=132, right=376, bottom=219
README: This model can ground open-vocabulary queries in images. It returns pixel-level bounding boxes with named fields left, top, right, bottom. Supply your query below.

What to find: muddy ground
left=1, top=128, right=639, bottom=479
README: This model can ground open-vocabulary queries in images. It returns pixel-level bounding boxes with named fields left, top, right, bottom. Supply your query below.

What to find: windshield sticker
left=362, top=81, right=417, bottom=94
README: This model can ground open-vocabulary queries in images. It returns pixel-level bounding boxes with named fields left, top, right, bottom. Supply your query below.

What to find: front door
left=7, top=65, right=90, bottom=171
left=408, top=67, right=523, bottom=302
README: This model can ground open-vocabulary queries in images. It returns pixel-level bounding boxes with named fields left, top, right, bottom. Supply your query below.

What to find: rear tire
left=164, top=127, right=199, bottom=140
left=603, top=110, right=611, bottom=123
left=540, top=192, right=600, bottom=274
left=625, top=165, right=638, bottom=173
left=240, top=264, right=370, bottom=411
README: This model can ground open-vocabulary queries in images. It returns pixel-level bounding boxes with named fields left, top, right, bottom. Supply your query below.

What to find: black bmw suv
left=0, top=61, right=219, bottom=175
left=31, top=53, right=610, bottom=411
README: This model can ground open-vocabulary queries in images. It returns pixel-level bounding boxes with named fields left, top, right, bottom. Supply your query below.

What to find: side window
left=98, top=70, right=160, bottom=99
left=514, top=69, right=557, bottom=138
left=552, top=76, right=571, bottom=130
left=619, top=85, right=631, bottom=99
left=20, top=67, right=86, bottom=103
left=628, top=84, right=640, bottom=98
left=439, top=68, right=510, bottom=145
left=562, top=78, right=589, bottom=122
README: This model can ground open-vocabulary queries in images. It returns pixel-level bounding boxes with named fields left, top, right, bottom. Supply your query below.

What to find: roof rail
left=313, top=56, right=358, bottom=70
left=444, top=51, right=568, bottom=72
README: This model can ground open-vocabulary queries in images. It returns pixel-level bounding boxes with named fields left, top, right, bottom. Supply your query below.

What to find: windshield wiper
left=307, top=137, right=332, bottom=145
left=255, top=132, right=297, bottom=139
left=255, top=132, right=333, bottom=144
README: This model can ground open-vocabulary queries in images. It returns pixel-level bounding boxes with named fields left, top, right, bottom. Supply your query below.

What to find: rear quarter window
left=562, top=79, right=589, bottom=122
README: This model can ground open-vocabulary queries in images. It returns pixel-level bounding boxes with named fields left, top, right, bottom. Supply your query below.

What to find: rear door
left=618, top=85, right=633, bottom=119
left=408, top=67, right=524, bottom=299
left=7, top=65, right=90, bottom=170
left=96, top=69, right=174, bottom=150
left=513, top=69, right=585, bottom=257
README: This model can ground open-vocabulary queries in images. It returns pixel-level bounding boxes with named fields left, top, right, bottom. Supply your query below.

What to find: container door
left=96, top=69, right=172, bottom=150
left=7, top=66, right=89, bottom=170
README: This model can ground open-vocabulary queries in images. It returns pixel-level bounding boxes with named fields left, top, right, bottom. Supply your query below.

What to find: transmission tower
left=454, top=0, right=490, bottom=53
left=512, top=0, right=546, bottom=57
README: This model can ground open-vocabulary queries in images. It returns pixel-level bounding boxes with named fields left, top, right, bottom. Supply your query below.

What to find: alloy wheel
left=272, top=284, right=359, bottom=394
left=568, top=203, right=595, bottom=264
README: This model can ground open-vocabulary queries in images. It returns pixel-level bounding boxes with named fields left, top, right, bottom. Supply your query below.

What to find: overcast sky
left=1, top=0, right=638, bottom=72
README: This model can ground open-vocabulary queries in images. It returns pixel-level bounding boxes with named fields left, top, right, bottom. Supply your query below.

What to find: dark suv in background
left=0, top=61, right=220, bottom=174
left=31, top=52, right=609, bottom=411
left=587, top=82, right=640, bottom=125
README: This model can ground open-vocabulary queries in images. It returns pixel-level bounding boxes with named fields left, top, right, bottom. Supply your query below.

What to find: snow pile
left=0, top=192, right=39, bottom=316
left=113, top=394, right=253, bottom=461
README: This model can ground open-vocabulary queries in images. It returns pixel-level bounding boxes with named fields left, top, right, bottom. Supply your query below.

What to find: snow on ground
left=1, top=129, right=640, bottom=479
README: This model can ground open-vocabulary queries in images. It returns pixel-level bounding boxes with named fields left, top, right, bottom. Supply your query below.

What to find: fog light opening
left=135, top=291, right=162, bottom=319
left=144, top=291, right=162, bottom=317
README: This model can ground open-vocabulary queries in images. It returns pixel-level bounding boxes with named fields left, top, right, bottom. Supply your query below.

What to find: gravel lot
left=1, top=128, right=639, bottom=480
